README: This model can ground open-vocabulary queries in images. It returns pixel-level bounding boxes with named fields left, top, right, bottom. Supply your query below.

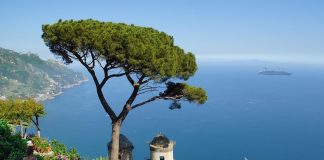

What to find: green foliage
left=42, top=19, right=196, bottom=81
left=50, top=139, right=67, bottom=154
left=67, top=148, right=80, bottom=160
left=42, top=19, right=207, bottom=108
left=42, top=18, right=207, bottom=160
left=50, top=140, right=80, bottom=160
left=0, top=119, right=27, bottom=160
left=31, top=139, right=80, bottom=160
left=94, top=156, right=109, bottom=160
left=32, top=137, right=51, bottom=149
left=162, top=82, right=207, bottom=104
left=7, top=149, right=26, bottom=160
left=0, top=99, right=25, bottom=124
left=35, top=154, right=45, bottom=160
left=183, top=84, right=207, bottom=104
left=0, top=98, right=45, bottom=125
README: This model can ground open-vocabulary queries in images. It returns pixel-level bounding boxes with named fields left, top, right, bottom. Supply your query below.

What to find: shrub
left=35, top=139, right=80, bottom=160
left=32, top=137, right=52, bottom=153
left=0, top=119, right=27, bottom=160
left=94, top=156, right=109, bottom=160
left=50, top=140, right=80, bottom=160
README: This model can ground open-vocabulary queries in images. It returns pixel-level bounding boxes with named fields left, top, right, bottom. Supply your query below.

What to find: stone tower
left=149, top=133, right=175, bottom=160
left=108, top=134, right=134, bottom=160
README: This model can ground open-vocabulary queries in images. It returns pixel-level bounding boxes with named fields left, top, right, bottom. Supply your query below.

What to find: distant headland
left=258, top=67, right=292, bottom=76
left=0, top=47, right=88, bottom=101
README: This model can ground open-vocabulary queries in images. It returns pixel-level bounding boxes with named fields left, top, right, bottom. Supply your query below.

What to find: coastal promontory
left=0, top=47, right=87, bottom=101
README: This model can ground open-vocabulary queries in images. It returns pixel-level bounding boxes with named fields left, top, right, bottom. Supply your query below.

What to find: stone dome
left=150, top=134, right=171, bottom=148
left=108, top=134, right=134, bottom=150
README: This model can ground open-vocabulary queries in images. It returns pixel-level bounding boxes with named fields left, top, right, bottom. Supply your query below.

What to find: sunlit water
left=37, top=61, right=324, bottom=160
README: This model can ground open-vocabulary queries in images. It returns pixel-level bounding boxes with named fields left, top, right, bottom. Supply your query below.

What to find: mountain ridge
left=0, top=47, right=87, bottom=101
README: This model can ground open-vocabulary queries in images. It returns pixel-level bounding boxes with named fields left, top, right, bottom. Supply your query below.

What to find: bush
left=0, top=119, right=27, bottom=160
left=94, top=156, right=109, bottom=160
left=0, top=120, right=80, bottom=160
left=34, top=139, right=80, bottom=160
left=50, top=140, right=80, bottom=160
left=32, top=137, right=52, bottom=153
left=35, top=154, right=45, bottom=160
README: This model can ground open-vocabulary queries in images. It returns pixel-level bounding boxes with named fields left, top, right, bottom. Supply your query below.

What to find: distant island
left=258, top=67, right=292, bottom=76
left=0, top=47, right=88, bottom=101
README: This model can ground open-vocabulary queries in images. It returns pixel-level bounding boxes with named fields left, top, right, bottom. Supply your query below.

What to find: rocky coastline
left=34, top=78, right=88, bottom=102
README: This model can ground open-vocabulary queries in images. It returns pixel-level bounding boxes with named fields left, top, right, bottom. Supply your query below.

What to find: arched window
left=160, top=156, right=165, bottom=160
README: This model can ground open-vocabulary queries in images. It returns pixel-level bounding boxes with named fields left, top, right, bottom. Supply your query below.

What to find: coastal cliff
left=0, top=47, right=87, bottom=101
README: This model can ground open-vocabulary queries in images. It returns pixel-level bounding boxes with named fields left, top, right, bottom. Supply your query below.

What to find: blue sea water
left=39, top=60, right=324, bottom=160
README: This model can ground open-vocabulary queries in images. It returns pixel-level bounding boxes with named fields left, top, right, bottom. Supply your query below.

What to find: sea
left=37, top=60, right=324, bottom=160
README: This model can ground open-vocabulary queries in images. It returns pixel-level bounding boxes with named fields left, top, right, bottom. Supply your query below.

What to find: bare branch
left=116, top=75, right=146, bottom=122
left=163, top=95, right=184, bottom=100
left=131, top=94, right=184, bottom=110
left=138, top=87, right=159, bottom=92
left=141, top=78, right=152, bottom=84
left=99, top=78, right=108, bottom=89
left=125, top=73, right=135, bottom=86
left=137, top=90, right=158, bottom=96
left=138, top=86, right=160, bottom=95
left=98, top=64, right=109, bottom=89
left=97, top=60, right=106, bottom=69
left=31, top=118, right=39, bottom=130
left=139, top=86, right=163, bottom=91
left=139, top=82, right=150, bottom=90
left=89, top=51, right=96, bottom=69
left=138, top=75, right=145, bottom=84
left=73, top=51, right=117, bottom=121
left=131, top=96, right=162, bottom=110
left=108, top=72, right=128, bottom=79
left=98, top=62, right=127, bottom=88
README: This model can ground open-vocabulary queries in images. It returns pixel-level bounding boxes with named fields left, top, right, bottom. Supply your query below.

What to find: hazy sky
left=1, top=0, right=324, bottom=64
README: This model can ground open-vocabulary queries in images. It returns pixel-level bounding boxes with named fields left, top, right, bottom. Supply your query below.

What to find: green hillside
left=0, top=47, right=87, bottom=100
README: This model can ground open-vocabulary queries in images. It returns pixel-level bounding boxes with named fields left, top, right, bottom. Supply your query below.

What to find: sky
left=0, top=0, right=324, bottom=64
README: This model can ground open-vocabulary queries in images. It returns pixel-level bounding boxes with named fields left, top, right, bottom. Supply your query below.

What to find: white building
left=0, top=95, right=7, bottom=100
left=149, top=133, right=175, bottom=160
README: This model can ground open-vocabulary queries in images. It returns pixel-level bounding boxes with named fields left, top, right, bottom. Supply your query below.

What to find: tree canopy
left=42, top=19, right=207, bottom=160
left=42, top=19, right=207, bottom=114
left=0, top=98, right=45, bottom=125
left=42, top=19, right=197, bottom=80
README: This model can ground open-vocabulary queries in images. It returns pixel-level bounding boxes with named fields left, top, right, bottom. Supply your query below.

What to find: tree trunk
left=20, top=120, right=24, bottom=138
left=24, top=128, right=28, bottom=139
left=36, top=116, right=40, bottom=138
left=110, top=122, right=121, bottom=160
left=37, top=130, right=41, bottom=138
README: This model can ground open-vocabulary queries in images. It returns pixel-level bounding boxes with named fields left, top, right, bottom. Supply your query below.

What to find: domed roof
left=108, top=134, right=134, bottom=150
left=150, top=133, right=170, bottom=148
